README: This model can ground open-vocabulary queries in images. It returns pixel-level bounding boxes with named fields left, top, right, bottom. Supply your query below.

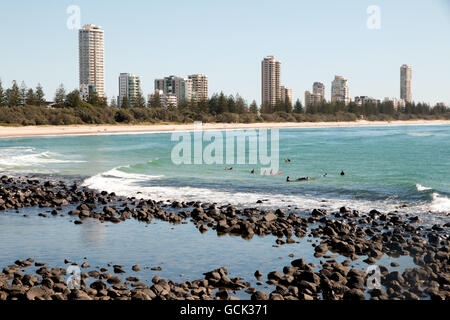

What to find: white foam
left=429, top=193, right=450, bottom=213
left=0, top=147, right=86, bottom=170
left=82, top=167, right=429, bottom=216
left=407, top=132, right=449, bottom=137
left=416, top=184, right=432, bottom=192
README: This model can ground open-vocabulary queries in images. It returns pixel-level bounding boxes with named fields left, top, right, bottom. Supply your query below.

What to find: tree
left=25, top=88, right=36, bottom=105
left=7, top=80, right=20, bottom=107
left=134, top=92, right=146, bottom=108
left=110, top=97, right=117, bottom=108
left=121, top=96, right=130, bottom=108
left=19, top=81, right=27, bottom=105
left=293, top=99, right=304, bottom=113
left=0, top=79, right=5, bottom=107
left=98, top=96, right=108, bottom=108
left=35, top=83, right=45, bottom=106
left=65, top=90, right=81, bottom=108
left=148, top=92, right=160, bottom=108
left=88, top=91, right=99, bottom=106
left=249, top=100, right=258, bottom=114
left=54, top=84, right=66, bottom=107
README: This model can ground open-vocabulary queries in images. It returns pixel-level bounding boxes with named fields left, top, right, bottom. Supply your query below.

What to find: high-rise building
left=400, top=64, right=412, bottom=103
left=304, top=91, right=323, bottom=108
left=304, top=82, right=325, bottom=108
left=148, top=90, right=178, bottom=108
left=354, top=96, right=380, bottom=106
left=280, top=86, right=293, bottom=105
left=155, top=76, right=192, bottom=103
left=118, top=73, right=141, bottom=107
left=331, top=76, right=350, bottom=105
left=188, top=74, right=208, bottom=102
left=79, top=24, right=105, bottom=98
left=261, top=56, right=281, bottom=106
left=313, top=82, right=326, bottom=101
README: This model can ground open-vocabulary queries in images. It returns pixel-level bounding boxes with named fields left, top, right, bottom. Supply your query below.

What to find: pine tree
left=7, top=80, right=20, bottom=107
left=65, top=90, right=81, bottom=108
left=54, top=84, right=66, bottom=107
left=294, top=99, right=304, bottom=113
left=25, top=88, right=36, bottom=105
left=19, top=81, right=27, bottom=105
left=134, top=92, right=146, bottom=108
left=110, top=97, right=118, bottom=108
left=249, top=100, right=258, bottom=114
left=121, top=96, right=130, bottom=108
left=0, top=79, right=5, bottom=107
left=35, top=83, right=45, bottom=106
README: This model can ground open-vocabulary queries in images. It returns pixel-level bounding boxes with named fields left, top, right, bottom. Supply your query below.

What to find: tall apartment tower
left=400, top=64, right=412, bottom=103
left=118, top=73, right=141, bottom=107
left=331, top=76, right=350, bottom=105
left=188, top=74, right=208, bottom=101
left=79, top=24, right=105, bottom=98
left=261, top=56, right=281, bottom=106
left=313, top=82, right=326, bottom=101
left=155, top=76, right=192, bottom=103
left=280, top=86, right=293, bottom=105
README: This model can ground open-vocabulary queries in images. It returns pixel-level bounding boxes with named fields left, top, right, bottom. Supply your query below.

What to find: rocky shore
left=0, top=175, right=449, bottom=300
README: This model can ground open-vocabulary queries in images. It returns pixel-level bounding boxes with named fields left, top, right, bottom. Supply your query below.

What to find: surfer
left=286, top=176, right=291, bottom=182
left=323, top=173, right=328, bottom=177
left=340, top=170, right=345, bottom=176
left=251, top=169, right=255, bottom=174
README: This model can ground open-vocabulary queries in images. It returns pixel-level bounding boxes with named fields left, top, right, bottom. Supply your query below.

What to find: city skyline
left=0, top=0, right=449, bottom=106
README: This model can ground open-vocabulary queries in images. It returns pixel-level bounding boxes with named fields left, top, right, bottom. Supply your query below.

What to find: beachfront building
left=155, top=76, right=192, bottom=103
left=304, top=81, right=326, bottom=108
left=148, top=90, right=178, bottom=108
left=188, top=74, right=208, bottom=102
left=118, top=73, right=141, bottom=107
left=354, top=96, right=380, bottom=106
left=261, top=56, right=281, bottom=106
left=313, top=82, right=326, bottom=101
left=384, top=97, right=406, bottom=111
left=304, top=91, right=323, bottom=108
left=331, top=75, right=350, bottom=105
left=79, top=24, right=105, bottom=98
left=400, top=64, right=412, bottom=103
left=280, top=86, right=293, bottom=105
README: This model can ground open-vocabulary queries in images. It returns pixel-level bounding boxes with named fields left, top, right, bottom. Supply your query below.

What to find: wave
left=0, top=147, right=86, bottom=170
left=82, top=167, right=450, bottom=225
left=429, top=192, right=450, bottom=213
left=407, top=132, right=449, bottom=137
left=416, top=184, right=432, bottom=192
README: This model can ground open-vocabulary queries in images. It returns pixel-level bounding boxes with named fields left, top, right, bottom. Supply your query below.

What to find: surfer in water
left=287, top=176, right=311, bottom=182
left=340, top=170, right=345, bottom=176
left=251, top=169, right=255, bottom=174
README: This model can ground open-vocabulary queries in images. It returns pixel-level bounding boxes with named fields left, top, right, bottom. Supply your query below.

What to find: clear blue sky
left=1, top=0, right=449, bottom=106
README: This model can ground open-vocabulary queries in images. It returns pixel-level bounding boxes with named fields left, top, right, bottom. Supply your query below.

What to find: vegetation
left=0, top=80, right=448, bottom=126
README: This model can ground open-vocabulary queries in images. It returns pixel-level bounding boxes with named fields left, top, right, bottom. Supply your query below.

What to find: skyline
left=1, top=0, right=450, bottom=106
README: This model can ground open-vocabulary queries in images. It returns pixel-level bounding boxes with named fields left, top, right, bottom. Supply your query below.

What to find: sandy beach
left=0, top=119, right=449, bottom=138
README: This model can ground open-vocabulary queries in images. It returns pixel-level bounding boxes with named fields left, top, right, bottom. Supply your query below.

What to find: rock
left=251, top=291, right=269, bottom=300
left=254, top=270, right=263, bottom=279
left=343, top=288, right=366, bottom=300
left=263, top=213, right=277, bottom=223
left=90, top=280, right=107, bottom=291
left=81, top=262, right=89, bottom=269
left=132, top=265, right=141, bottom=272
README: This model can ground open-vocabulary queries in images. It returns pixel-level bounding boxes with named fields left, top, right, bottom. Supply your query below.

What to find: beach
left=0, top=124, right=448, bottom=301
left=1, top=119, right=450, bottom=138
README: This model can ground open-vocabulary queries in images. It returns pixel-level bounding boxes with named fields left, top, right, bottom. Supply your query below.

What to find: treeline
left=0, top=79, right=449, bottom=126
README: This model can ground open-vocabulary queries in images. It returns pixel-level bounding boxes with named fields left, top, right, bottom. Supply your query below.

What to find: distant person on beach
left=340, top=170, right=345, bottom=176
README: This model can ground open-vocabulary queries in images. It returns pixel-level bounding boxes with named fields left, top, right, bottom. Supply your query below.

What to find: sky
left=0, top=0, right=449, bottom=106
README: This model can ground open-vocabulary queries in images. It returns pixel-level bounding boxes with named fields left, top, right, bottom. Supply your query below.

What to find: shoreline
left=0, top=175, right=448, bottom=301
left=1, top=119, right=450, bottom=138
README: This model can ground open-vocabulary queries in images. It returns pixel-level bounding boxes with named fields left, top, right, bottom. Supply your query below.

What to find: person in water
left=323, top=173, right=328, bottom=177
left=287, top=176, right=311, bottom=182
left=340, top=170, right=345, bottom=176
left=251, top=169, right=255, bottom=174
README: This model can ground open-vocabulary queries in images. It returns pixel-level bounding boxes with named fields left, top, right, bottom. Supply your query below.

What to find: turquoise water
left=1, top=125, right=449, bottom=220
